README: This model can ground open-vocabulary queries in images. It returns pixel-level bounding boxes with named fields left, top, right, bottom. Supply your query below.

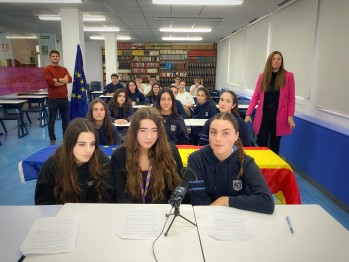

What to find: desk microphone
left=168, top=167, right=197, bottom=208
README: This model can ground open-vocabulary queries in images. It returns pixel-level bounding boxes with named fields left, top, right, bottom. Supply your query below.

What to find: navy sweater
left=188, top=145, right=274, bottom=214
left=193, top=99, right=217, bottom=119
left=163, top=114, right=190, bottom=145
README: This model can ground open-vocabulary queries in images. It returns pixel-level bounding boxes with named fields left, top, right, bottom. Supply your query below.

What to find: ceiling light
left=39, top=16, right=106, bottom=21
left=153, top=0, right=243, bottom=5
left=156, top=17, right=223, bottom=22
left=160, top=27, right=211, bottom=33
left=162, top=36, right=203, bottom=41
left=0, top=0, right=84, bottom=3
left=6, top=35, right=38, bottom=39
left=84, top=27, right=119, bottom=32
left=90, top=35, right=131, bottom=41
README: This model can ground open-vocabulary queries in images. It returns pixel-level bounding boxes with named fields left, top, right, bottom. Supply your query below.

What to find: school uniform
left=193, top=99, right=217, bottom=119
left=108, top=102, right=134, bottom=122
left=129, top=90, right=146, bottom=105
left=162, top=114, right=190, bottom=145
left=105, top=82, right=124, bottom=94
left=97, top=123, right=122, bottom=146
left=188, top=145, right=274, bottom=214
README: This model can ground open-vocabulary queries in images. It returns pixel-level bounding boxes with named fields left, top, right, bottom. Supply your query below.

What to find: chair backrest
left=90, top=81, right=102, bottom=91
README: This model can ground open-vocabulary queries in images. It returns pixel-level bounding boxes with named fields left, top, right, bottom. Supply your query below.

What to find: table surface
left=194, top=205, right=349, bottom=262
left=0, top=99, right=28, bottom=104
left=23, top=204, right=203, bottom=262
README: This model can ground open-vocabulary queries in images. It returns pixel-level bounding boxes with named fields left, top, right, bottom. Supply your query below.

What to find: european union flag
left=69, top=44, right=88, bottom=120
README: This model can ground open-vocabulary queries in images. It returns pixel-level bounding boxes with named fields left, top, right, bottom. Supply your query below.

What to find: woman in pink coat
left=245, top=51, right=295, bottom=154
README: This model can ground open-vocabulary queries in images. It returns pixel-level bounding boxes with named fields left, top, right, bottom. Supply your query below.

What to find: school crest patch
left=170, top=125, right=176, bottom=131
left=232, top=180, right=242, bottom=191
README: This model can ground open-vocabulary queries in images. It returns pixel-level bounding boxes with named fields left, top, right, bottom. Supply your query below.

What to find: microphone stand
left=164, top=206, right=197, bottom=236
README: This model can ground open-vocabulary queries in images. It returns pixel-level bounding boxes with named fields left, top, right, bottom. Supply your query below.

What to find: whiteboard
left=243, top=16, right=270, bottom=91
left=270, top=0, right=318, bottom=99
left=228, top=29, right=245, bottom=88
left=216, top=40, right=230, bottom=89
left=315, top=0, right=349, bottom=116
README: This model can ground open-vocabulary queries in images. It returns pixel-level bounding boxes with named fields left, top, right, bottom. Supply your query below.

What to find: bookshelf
left=102, top=43, right=216, bottom=88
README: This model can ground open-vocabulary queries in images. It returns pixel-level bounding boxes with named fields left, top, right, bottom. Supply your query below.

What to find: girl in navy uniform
left=199, top=91, right=251, bottom=146
left=193, top=87, right=217, bottom=119
left=145, top=82, right=161, bottom=105
left=126, top=80, right=145, bottom=105
left=111, top=107, right=182, bottom=203
left=87, top=99, right=121, bottom=145
left=108, top=89, right=134, bottom=125
left=155, top=88, right=189, bottom=145
left=188, top=113, right=274, bottom=214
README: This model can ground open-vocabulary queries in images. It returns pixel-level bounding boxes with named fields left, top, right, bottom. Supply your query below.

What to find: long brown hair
left=260, top=51, right=286, bottom=92
left=124, top=107, right=180, bottom=202
left=221, top=90, right=240, bottom=116
left=154, top=87, right=178, bottom=116
left=86, top=99, right=115, bottom=145
left=53, top=118, right=109, bottom=203
left=211, top=112, right=245, bottom=178
left=108, top=89, right=132, bottom=120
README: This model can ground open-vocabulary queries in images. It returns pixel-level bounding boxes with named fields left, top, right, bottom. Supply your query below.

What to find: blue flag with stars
left=69, top=44, right=88, bottom=120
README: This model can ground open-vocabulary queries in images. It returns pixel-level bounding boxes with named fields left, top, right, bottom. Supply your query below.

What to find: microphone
left=168, top=167, right=197, bottom=208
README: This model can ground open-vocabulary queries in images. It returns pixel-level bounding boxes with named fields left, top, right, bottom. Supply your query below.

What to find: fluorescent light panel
left=90, top=35, right=131, bottom=40
left=160, top=27, right=211, bottom=33
left=0, top=0, right=83, bottom=3
left=153, top=0, right=243, bottom=5
left=162, top=36, right=202, bottom=41
left=84, top=27, right=119, bottom=32
left=39, top=16, right=106, bottom=21
left=6, top=35, right=38, bottom=39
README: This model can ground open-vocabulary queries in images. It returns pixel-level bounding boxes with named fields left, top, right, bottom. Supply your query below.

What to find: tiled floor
left=1, top=116, right=349, bottom=230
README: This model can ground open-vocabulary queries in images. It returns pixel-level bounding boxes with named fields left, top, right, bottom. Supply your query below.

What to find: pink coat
left=246, top=71, right=295, bottom=136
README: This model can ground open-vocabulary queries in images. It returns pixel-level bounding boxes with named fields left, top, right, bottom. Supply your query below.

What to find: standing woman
left=188, top=113, right=274, bottom=214
left=108, top=88, right=134, bottom=125
left=111, top=107, right=182, bottom=203
left=86, top=99, right=121, bottom=145
left=155, top=88, right=190, bottom=145
left=145, top=82, right=161, bottom=105
left=35, top=118, right=112, bottom=205
left=126, top=80, right=145, bottom=105
left=199, top=90, right=251, bottom=146
left=245, top=51, right=295, bottom=154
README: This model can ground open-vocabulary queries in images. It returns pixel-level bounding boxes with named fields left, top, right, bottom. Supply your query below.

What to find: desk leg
left=39, top=100, right=48, bottom=127
left=18, top=106, right=29, bottom=138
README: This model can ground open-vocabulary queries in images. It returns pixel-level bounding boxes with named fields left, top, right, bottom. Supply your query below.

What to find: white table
left=24, top=204, right=203, bottom=262
left=194, top=205, right=349, bottom=262
left=187, top=118, right=208, bottom=127
left=113, top=122, right=130, bottom=127
left=0, top=205, right=62, bottom=262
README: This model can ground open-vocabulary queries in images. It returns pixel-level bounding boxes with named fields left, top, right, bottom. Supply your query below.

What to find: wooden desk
left=0, top=99, right=29, bottom=138
left=0, top=205, right=61, bottom=262
left=194, top=205, right=349, bottom=262
left=24, top=204, right=203, bottom=262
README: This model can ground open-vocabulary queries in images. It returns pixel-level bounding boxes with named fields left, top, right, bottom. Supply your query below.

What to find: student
left=135, top=77, right=147, bottom=94
left=111, top=107, right=182, bottom=203
left=176, top=80, right=195, bottom=118
left=199, top=91, right=251, bottom=146
left=144, top=82, right=161, bottom=105
left=105, top=73, right=124, bottom=96
left=169, top=85, right=187, bottom=119
left=155, top=88, right=190, bottom=145
left=189, top=77, right=204, bottom=96
left=146, top=75, right=158, bottom=94
left=193, top=87, right=217, bottom=119
left=35, top=118, right=113, bottom=205
left=108, top=89, right=134, bottom=124
left=43, top=49, right=72, bottom=145
left=188, top=113, right=275, bottom=214
left=126, top=80, right=146, bottom=105
left=245, top=51, right=295, bottom=154
left=171, top=75, right=181, bottom=87
left=86, top=99, right=121, bottom=145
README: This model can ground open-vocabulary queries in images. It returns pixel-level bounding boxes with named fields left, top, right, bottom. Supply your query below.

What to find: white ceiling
left=0, top=0, right=289, bottom=43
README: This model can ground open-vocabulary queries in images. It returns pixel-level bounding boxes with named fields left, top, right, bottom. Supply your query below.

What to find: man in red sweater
left=43, top=50, right=72, bottom=145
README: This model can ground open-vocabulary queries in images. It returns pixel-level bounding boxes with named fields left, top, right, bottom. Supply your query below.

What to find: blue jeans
left=48, top=98, right=69, bottom=141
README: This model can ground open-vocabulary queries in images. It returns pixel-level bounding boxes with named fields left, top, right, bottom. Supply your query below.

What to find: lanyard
left=140, top=163, right=152, bottom=203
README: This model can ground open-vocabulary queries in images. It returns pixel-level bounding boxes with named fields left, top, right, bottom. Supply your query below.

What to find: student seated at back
left=193, top=87, right=217, bottom=119
left=155, top=87, right=190, bottom=145
left=199, top=90, right=251, bottom=146
left=35, top=118, right=113, bottom=205
left=188, top=113, right=274, bottom=214
left=144, top=82, right=161, bottom=105
left=111, top=107, right=183, bottom=203
left=169, top=85, right=187, bottom=119
left=86, top=99, right=121, bottom=145
left=126, top=80, right=145, bottom=105
left=108, top=88, right=134, bottom=125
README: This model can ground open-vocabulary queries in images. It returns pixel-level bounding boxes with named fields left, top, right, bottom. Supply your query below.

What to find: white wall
left=85, top=41, right=103, bottom=85
left=216, top=0, right=349, bottom=133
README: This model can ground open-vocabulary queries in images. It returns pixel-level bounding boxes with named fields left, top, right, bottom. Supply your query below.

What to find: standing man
left=44, top=50, right=72, bottom=145
left=105, top=73, right=124, bottom=96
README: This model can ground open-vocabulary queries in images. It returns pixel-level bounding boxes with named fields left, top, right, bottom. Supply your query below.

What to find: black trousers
left=48, top=98, right=69, bottom=141
left=257, top=116, right=282, bottom=154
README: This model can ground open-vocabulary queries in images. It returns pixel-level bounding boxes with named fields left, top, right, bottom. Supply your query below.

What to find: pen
left=286, top=216, right=294, bottom=234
